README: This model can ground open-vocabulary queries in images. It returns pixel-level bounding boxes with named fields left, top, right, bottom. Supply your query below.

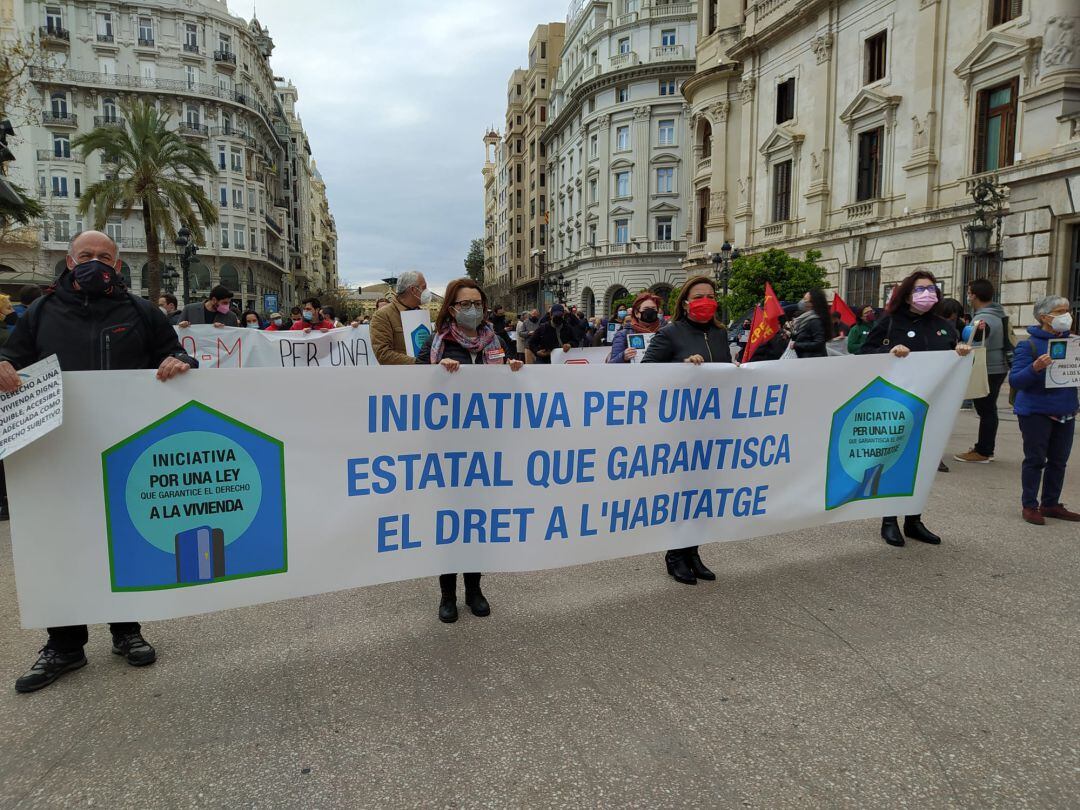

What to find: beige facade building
left=0, top=0, right=334, bottom=312
left=481, top=128, right=502, bottom=300
left=683, top=0, right=1080, bottom=322
left=309, top=161, right=338, bottom=296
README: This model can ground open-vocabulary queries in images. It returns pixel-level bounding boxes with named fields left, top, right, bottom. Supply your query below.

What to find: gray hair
left=1033, top=295, right=1069, bottom=320
left=396, top=270, right=423, bottom=295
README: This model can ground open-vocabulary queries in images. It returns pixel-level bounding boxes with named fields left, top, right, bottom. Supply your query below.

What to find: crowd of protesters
left=0, top=230, right=1074, bottom=693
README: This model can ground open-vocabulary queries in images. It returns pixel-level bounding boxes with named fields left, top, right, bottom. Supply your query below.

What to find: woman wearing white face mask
left=1010, top=295, right=1080, bottom=525
left=417, top=277, right=524, bottom=624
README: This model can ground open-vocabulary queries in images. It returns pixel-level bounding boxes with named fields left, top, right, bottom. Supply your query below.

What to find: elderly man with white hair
left=0, top=230, right=197, bottom=693
left=368, top=270, right=431, bottom=366
left=1009, top=294, right=1079, bottom=526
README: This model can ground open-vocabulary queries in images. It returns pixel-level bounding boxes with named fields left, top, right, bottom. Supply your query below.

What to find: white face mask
left=416, top=287, right=432, bottom=306
left=1050, top=313, right=1073, bottom=334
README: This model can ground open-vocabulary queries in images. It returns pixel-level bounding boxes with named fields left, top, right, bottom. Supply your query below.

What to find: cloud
left=235, top=0, right=561, bottom=289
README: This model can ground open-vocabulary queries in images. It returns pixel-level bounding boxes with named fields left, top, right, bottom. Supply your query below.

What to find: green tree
left=464, top=238, right=485, bottom=284
left=0, top=32, right=46, bottom=228
left=75, top=100, right=217, bottom=302
left=723, top=248, right=828, bottom=320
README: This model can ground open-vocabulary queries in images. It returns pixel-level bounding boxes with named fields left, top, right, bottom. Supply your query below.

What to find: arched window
left=699, top=120, right=712, bottom=159
left=102, top=97, right=117, bottom=122
left=222, top=112, right=232, bottom=135
left=50, top=93, right=67, bottom=117
left=218, top=262, right=240, bottom=292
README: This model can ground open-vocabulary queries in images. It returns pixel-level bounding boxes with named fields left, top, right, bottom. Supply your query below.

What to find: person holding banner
left=417, top=278, right=524, bottom=622
left=291, top=298, right=336, bottom=332
left=791, top=289, right=833, bottom=358
left=0, top=229, right=197, bottom=693
left=241, top=310, right=263, bottom=330
left=642, top=275, right=732, bottom=585
left=846, top=306, right=876, bottom=355
left=528, top=304, right=577, bottom=364
left=859, top=269, right=972, bottom=547
left=177, top=285, right=239, bottom=329
left=369, top=271, right=430, bottom=366
left=1009, top=295, right=1079, bottom=525
left=264, top=312, right=287, bottom=331
left=608, top=291, right=663, bottom=363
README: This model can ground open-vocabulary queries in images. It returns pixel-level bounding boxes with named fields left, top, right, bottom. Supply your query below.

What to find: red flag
left=743, top=282, right=785, bottom=362
left=763, top=282, right=783, bottom=323
left=831, top=292, right=857, bottom=327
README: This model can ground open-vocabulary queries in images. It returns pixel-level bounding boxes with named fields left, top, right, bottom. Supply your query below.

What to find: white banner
left=175, top=325, right=378, bottom=368
left=0, top=355, right=63, bottom=460
left=552, top=347, right=612, bottom=364
left=1046, top=337, right=1080, bottom=389
left=7, top=353, right=970, bottom=628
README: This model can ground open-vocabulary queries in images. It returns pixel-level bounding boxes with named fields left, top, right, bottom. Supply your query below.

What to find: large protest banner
left=7, top=353, right=970, bottom=627
left=176, top=324, right=378, bottom=368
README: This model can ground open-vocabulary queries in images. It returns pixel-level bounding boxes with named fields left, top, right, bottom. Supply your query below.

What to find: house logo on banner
left=102, top=401, right=287, bottom=591
left=825, top=378, right=928, bottom=510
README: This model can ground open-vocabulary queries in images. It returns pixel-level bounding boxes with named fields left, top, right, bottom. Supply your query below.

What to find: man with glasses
left=0, top=230, right=197, bottom=693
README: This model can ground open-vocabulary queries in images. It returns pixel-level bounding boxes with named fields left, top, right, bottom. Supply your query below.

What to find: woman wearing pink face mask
left=859, top=269, right=972, bottom=547
left=642, top=275, right=733, bottom=585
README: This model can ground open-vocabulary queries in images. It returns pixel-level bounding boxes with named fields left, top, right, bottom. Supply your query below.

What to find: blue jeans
left=1017, top=415, right=1075, bottom=509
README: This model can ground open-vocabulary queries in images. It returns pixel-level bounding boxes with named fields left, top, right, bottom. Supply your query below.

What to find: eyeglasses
left=453, top=301, right=483, bottom=308
left=912, top=285, right=937, bottom=294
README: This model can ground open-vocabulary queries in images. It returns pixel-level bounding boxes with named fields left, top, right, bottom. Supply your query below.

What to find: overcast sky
left=235, top=0, right=562, bottom=294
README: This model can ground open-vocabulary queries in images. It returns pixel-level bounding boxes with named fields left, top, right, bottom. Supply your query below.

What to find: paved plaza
left=0, top=405, right=1077, bottom=809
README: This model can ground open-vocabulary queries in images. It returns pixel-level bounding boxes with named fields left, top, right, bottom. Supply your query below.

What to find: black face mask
left=639, top=309, right=659, bottom=324
left=72, top=259, right=114, bottom=296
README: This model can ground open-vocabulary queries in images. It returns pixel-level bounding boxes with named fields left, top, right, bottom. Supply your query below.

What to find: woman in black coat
left=418, top=278, right=524, bottom=623
left=642, top=275, right=733, bottom=585
left=790, top=288, right=832, bottom=358
left=858, top=269, right=972, bottom=547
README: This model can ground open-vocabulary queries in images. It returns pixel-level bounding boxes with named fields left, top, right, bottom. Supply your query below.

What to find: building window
left=974, top=78, right=1018, bottom=173
left=590, top=134, right=598, bottom=159
left=616, top=125, right=630, bottom=150
left=186, top=65, right=198, bottom=89
left=53, top=134, right=70, bottom=158
left=540, top=106, right=547, bottom=122
left=219, top=186, right=228, bottom=206
left=97, top=12, right=112, bottom=39
left=51, top=175, right=67, bottom=197
left=617, top=85, right=629, bottom=103
left=661, top=29, right=676, bottom=47
left=106, top=220, right=122, bottom=243
left=185, top=105, right=200, bottom=127
left=232, top=188, right=243, bottom=208
left=102, top=97, right=117, bottom=121
left=658, top=119, right=675, bottom=146
left=184, top=22, right=198, bottom=50
left=656, top=167, right=674, bottom=194
left=218, top=147, right=227, bottom=171
left=53, top=215, right=70, bottom=241
left=615, top=219, right=629, bottom=244
left=73, top=178, right=80, bottom=198
left=776, top=77, right=795, bottom=124
left=990, top=0, right=1022, bottom=27
left=618, top=37, right=630, bottom=55
left=138, top=16, right=154, bottom=45
left=231, top=148, right=243, bottom=172
left=235, top=225, right=245, bottom=250
left=615, top=171, right=631, bottom=198
left=697, top=188, right=709, bottom=242
left=589, top=224, right=597, bottom=245
left=45, top=5, right=62, bottom=32
left=660, top=80, right=676, bottom=96
left=865, top=31, right=887, bottom=84
left=219, top=33, right=232, bottom=54
left=656, top=216, right=673, bottom=241
left=846, top=266, right=881, bottom=308
left=772, top=160, right=792, bottom=222
left=856, top=127, right=883, bottom=201
left=50, top=92, right=67, bottom=117
left=220, top=224, right=230, bottom=249
left=589, top=177, right=597, bottom=202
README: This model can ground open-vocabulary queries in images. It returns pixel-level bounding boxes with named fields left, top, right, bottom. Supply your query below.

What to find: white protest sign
left=628, top=332, right=655, bottom=364
left=401, top=310, right=434, bottom=359
left=1046, top=337, right=1080, bottom=389
left=176, top=325, right=377, bottom=368
left=552, top=347, right=612, bottom=364
left=7, top=353, right=969, bottom=628
left=0, top=355, right=63, bottom=461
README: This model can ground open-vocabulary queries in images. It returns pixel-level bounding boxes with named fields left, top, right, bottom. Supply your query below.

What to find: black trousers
left=439, top=573, right=481, bottom=596
left=1018, top=414, right=1075, bottom=509
left=45, top=623, right=141, bottom=654
left=973, top=372, right=1008, bottom=457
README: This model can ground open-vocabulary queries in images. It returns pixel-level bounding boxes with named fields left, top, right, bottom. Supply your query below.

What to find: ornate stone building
left=684, top=0, right=1080, bottom=323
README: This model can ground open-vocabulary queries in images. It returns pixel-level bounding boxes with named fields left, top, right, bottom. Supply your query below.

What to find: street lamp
left=963, top=179, right=1006, bottom=257
left=712, top=241, right=740, bottom=325
left=174, top=226, right=198, bottom=304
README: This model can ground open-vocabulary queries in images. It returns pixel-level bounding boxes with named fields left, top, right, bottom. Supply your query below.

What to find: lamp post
left=173, top=226, right=198, bottom=305
left=712, top=240, right=740, bottom=325
left=963, top=179, right=1006, bottom=257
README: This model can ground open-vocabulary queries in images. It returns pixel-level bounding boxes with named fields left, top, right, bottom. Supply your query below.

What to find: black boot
left=881, top=517, right=905, bottom=547
left=664, top=549, right=696, bottom=585
left=684, top=548, right=716, bottom=581
left=438, top=574, right=458, bottom=623
left=465, top=588, right=490, bottom=617
left=903, top=515, right=941, bottom=545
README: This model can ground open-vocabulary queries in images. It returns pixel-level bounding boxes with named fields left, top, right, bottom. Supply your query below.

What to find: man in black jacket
left=0, top=230, right=197, bottom=693
left=528, top=304, right=577, bottom=363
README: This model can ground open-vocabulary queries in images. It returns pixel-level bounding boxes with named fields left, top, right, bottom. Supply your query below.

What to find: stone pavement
left=0, top=406, right=1076, bottom=809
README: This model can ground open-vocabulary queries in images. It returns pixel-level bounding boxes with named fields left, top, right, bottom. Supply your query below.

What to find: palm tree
left=75, top=100, right=217, bottom=301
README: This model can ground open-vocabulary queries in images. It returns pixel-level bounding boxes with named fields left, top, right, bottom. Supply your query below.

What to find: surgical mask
left=910, top=289, right=938, bottom=314
left=216, top=303, right=231, bottom=315
left=638, top=309, right=659, bottom=324
left=272, top=318, right=283, bottom=327
left=797, top=299, right=811, bottom=312
left=454, top=304, right=484, bottom=330
left=617, top=309, right=627, bottom=319
left=302, top=310, right=315, bottom=322
left=246, top=322, right=260, bottom=329
left=72, top=259, right=114, bottom=295
left=1050, top=313, right=1073, bottom=334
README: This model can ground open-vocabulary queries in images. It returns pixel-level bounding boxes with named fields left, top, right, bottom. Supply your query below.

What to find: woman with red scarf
left=642, top=275, right=733, bottom=585
left=608, top=291, right=664, bottom=362
left=417, top=278, right=524, bottom=623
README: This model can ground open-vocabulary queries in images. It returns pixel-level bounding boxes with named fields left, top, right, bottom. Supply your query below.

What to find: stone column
left=705, top=99, right=729, bottom=254
left=597, top=114, right=611, bottom=246
left=632, top=105, right=652, bottom=244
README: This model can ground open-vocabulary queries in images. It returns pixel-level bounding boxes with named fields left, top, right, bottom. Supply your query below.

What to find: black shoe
left=903, top=518, right=941, bottom=545
left=938, top=460, right=949, bottom=473
left=15, top=647, right=87, bottom=693
left=881, top=518, right=905, bottom=547
left=111, top=632, right=156, bottom=666
left=665, top=551, right=697, bottom=585
left=465, top=589, right=491, bottom=617
left=685, top=549, right=716, bottom=581
left=438, top=596, right=458, bottom=623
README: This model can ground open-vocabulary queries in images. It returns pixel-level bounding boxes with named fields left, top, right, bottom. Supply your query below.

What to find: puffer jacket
left=1009, top=326, right=1079, bottom=417
left=641, top=318, right=732, bottom=364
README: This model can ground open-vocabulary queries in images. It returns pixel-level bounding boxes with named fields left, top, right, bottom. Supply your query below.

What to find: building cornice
left=728, top=0, right=832, bottom=62
left=680, top=62, right=742, bottom=105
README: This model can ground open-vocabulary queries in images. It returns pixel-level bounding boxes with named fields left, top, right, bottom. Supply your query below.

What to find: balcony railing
left=762, top=221, right=792, bottom=240
left=37, top=149, right=83, bottom=163
left=652, top=45, right=686, bottom=60
left=96, top=33, right=114, bottom=44
left=214, top=50, right=237, bottom=66
left=268, top=252, right=284, bottom=267
left=652, top=2, right=693, bottom=17
left=94, top=116, right=125, bottom=129
left=117, top=236, right=147, bottom=250
left=610, top=51, right=639, bottom=69
left=39, top=25, right=69, bottom=42
left=845, top=199, right=881, bottom=222
left=265, top=214, right=283, bottom=236
left=137, top=36, right=155, bottom=47
left=696, top=156, right=712, bottom=177
left=42, top=111, right=77, bottom=127
left=177, top=122, right=209, bottom=138
left=232, top=201, right=244, bottom=209
left=182, top=42, right=200, bottom=54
